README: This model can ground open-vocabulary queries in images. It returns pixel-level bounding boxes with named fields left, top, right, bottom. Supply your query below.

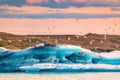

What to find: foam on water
left=99, top=51, right=120, bottom=58
left=19, top=63, right=120, bottom=73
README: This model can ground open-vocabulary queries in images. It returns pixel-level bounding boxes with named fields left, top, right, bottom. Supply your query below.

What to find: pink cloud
left=26, top=0, right=48, bottom=4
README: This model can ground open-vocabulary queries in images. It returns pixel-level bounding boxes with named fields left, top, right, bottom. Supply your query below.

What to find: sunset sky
left=0, top=0, right=120, bottom=35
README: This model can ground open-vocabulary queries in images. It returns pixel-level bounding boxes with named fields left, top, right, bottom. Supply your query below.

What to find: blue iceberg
left=0, top=44, right=120, bottom=72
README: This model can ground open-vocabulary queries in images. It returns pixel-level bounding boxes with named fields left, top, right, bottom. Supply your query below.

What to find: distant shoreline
left=0, top=32, right=120, bottom=52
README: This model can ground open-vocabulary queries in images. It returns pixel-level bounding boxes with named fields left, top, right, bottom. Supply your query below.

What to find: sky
left=0, top=0, right=120, bottom=35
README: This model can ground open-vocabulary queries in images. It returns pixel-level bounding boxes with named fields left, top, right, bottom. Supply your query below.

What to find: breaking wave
left=0, top=44, right=120, bottom=72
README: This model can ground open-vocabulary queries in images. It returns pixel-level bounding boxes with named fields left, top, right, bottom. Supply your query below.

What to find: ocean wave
left=0, top=44, right=120, bottom=72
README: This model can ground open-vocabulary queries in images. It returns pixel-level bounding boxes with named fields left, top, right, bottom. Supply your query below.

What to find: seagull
left=89, top=41, right=93, bottom=45
left=8, top=40, right=12, bottom=43
left=116, top=45, right=119, bottom=48
left=100, top=40, right=104, bottom=43
left=29, top=39, right=31, bottom=42
left=114, top=23, right=116, bottom=26
left=55, top=39, right=58, bottom=43
left=84, top=36, right=87, bottom=39
left=0, top=38, right=2, bottom=41
left=68, top=37, right=71, bottom=40
left=18, top=40, right=22, bottom=43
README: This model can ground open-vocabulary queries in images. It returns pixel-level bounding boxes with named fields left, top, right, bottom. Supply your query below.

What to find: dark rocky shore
left=0, top=32, right=120, bottom=52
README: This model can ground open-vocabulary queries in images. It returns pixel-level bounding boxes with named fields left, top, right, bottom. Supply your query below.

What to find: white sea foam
left=98, top=51, right=120, bottom=58
left=19, top=63, right=120, bottom=71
